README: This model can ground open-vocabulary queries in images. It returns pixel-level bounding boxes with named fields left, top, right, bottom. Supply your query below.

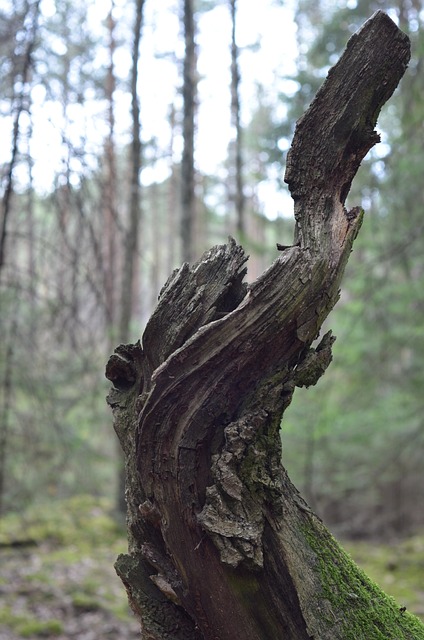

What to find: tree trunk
left=106, top=12, right=423, bottom=640
left=0, top=0, right=41, bottom=273
left=117, top=0, right=145, bottom=516
left=0, top=314, right=18, bottom=516
left=229, top=0, right=245, bottom=238
left=180, top=0, right=197, bottom=264
left=119, top=0, right=145, bottom=344
left=103, top=1, right=119, bottom=336
left=166, top=104, right=178, bottom=276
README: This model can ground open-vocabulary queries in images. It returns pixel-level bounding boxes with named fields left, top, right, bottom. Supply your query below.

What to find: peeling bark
left=106, top=12, right=424, bottom=640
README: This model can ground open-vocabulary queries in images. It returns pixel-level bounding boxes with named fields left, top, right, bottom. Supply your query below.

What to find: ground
left=0, top=496, right=422, bottom=639
left=0, top=497, right=139, bottom=639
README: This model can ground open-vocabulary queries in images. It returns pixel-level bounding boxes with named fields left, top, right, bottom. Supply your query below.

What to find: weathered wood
left=106, top=11, right=424, bottom=640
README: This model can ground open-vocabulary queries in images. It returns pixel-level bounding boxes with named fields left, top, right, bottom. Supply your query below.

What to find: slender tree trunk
left=0, top=0, right=40, bottom=273
left=119, top=0, right=145, bottom=344
left=229, top=0, right=245, bottom=238
left=116, top=0, right=145, bottom=515
left=167, top=104, right=178, bottom=275
left=104, top=1, right=119, bottom=336
left=106, top=13, right=423, bottom=640
left=180, top=0, right=197, bottom=264
left=0, top=312, right=18, bottom=517
left=149, top=174, right=160, bottom=313
left=26, top=115, right=37, bottom=344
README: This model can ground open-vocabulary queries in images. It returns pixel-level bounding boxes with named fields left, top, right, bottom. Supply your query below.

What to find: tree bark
left=106, top=12, right=424, bottom=640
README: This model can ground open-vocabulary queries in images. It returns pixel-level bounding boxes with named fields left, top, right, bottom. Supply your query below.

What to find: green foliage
left=280, top=0, right=424, bottom=539
left=0, top=242, right=117, bottom=512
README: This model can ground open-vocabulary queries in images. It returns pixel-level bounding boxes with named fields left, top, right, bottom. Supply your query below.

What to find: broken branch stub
left=106, top=12, right=415, bottom=640
left=285, top=10, right=410, bottom=254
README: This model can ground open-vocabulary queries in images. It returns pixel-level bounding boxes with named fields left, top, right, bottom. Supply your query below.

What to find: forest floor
left=0, top=496, right=423, bottom=639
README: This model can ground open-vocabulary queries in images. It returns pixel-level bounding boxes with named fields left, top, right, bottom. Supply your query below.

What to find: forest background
left=1, top=0, right=423, bottom=549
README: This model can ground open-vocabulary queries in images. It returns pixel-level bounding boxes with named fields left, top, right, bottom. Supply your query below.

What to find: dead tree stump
left=106, top=11, right=423, bottom=640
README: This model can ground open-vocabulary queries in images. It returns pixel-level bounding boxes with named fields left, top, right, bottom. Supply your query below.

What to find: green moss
left=0, top=608, right=63, bottom=637
left=0, top=498, right=140, bottom=640
left=0, top=606, right=28, bottom=627
left=0, top=495, right=123, bottom=549
left=25, top=571, right=54, bottom=585
left=302, top=522, right=424, bottom=639
left=16, top=619, right=63, bottom=637
left=71, top=591, right=102, bottom=611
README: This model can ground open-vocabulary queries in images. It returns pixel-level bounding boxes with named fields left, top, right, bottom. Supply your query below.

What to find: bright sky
left=137, top=0, right=298, bottom=173
left=6, top=0, right=299, bottom=217
left=137, top=0, right=299, bottom=217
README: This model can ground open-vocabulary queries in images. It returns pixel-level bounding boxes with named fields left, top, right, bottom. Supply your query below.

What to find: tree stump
left=106, top=11, right=424, bottom=640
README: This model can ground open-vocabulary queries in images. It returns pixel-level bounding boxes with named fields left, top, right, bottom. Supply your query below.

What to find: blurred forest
left=0, top=0, right=423, bottom=544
